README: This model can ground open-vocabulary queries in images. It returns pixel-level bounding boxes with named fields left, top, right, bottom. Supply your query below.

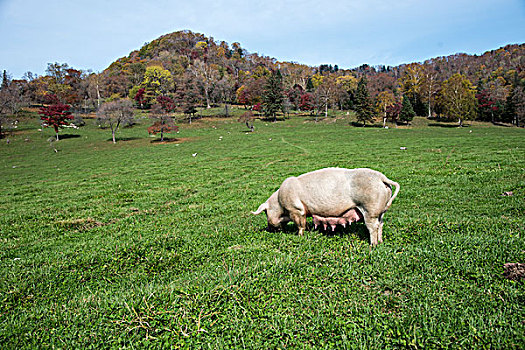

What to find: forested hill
left=103, top=29, right=524, bottom=97
left=3, top=30, right=523, bottom=127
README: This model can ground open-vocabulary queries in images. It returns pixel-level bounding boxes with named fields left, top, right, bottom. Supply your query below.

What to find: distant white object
left=192, top=153, right=197, bottom=157
left=269, top=138, right=272, bottom=141
left=400, top=147, right=407, bottom=150
left=384, top=126, right=389, bottom=129
left=469, top=130, right=472, bottom=133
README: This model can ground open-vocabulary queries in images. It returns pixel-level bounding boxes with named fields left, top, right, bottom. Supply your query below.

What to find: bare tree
left=191, top=59, right=218, bottom=109
left=96, top=99, right=134, bottom=143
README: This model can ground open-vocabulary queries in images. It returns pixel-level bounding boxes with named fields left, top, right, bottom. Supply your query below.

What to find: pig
left=252, top=167, right=400, bottom=245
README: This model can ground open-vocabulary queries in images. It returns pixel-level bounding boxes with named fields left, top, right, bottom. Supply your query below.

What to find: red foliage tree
left=147, top=121, right=179, bottom=141
left=156, top=95, right=175, bottom=112
left=134, top=88, right=146, bottom=109
left=476, top=89, right=498, bottom=122
left=299, top=93, right=314, bottom=113
left=39, top=103, right=73, bottom=140
left=386, top=102, right=402, bottom=124
left=148, top=103, right=178, bottom=141
left=252, top=103, right=262, bottom=114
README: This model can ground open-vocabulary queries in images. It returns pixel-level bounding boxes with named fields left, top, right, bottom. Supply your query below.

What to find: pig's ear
left=251, top=202, right=268, bottom=215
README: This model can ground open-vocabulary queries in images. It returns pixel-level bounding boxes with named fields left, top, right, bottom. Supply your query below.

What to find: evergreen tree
left=354, top=77, right=375, bottom=126
left=306, top=78, right=314, bottom=92
left=1, top=70, right=9, bottom=90
left=262, top=70, right=284, bottom=121
left=399, top=95, right=416, bottom=124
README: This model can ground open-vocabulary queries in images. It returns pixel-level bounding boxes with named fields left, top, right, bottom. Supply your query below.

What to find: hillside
left=99, top=30, right=524, bottom=124
left=104, top=29, right=524, bottom=97
left=2, top=30, right=523, bottom=127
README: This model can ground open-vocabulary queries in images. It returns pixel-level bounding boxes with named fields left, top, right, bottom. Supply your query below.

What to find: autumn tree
left=420, top=65, right=438, bottom=118
left=148, top=102, right=178, bottom=141
left=213, top=74, right=235, bottom=116
left=476, top=84, right=498, bottom=122
left=506, top=78, right=525, bottom=127
left=191, top=59, right=218, bottom=109
left=399, top=63, right=426, bottom=115
left=386, top=102, right=402, bottom=124
left=376, top=90, right=396, bottom=127
left=176, top=73, right=201, bottom=124
left=336, top=74, right=358, bottom=110
left=354, top=77, right=375, bottom=126
left=0, top=78, right=16, bottom=138
left=511, top=86, right=525, bottom=127
left=96, top=99, right=134, bottom=143
left=262, top=70, right=284, bottom=121
left=133, top=88, right=147, bottom=109
left=236, top=85, right=251, bottom=108
left=85, top=73, right=104, bottom=109
left=299, top=93, right=314, bottom=114
left=132, top=66, right=174, bottom=107
left=315, top=75, right=337, bottom=118
left=439, top=73, right=477, bottom=127
left=484, top=77, right=508, bottom=122
left=0, top=76, right=24, bottom=117
left=285, top=84, right=304, bottom=110
left=39, top=102, right=74, bottom=140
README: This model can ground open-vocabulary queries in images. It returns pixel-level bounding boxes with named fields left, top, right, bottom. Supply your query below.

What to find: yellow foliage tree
left=376, top=90, right=396, bottom=127
left=438, top=73, right=476, bottom=127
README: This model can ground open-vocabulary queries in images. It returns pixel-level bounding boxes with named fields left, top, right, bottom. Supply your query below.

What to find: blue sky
left=1, top=0, right=524, bottom=79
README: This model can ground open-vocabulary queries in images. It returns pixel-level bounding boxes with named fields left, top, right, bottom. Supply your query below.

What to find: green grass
left=1, top=110, right=524, bottom=348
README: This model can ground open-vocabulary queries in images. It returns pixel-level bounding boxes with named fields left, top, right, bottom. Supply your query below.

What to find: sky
left=1, top=0, right=524, bottom=79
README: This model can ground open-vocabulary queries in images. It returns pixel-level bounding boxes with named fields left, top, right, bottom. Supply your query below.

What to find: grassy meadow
left=1, top=108, right=524, bottom=348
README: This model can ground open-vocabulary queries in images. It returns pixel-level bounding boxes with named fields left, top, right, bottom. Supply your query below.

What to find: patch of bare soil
left=503, top=263, right=525, bottom=281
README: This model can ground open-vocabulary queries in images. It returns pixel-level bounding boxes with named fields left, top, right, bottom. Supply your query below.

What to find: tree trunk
left=96, top=83, right=101, bottom=109
left=56, top=132, right=59, bottom=141
left=205, top=88, right=211, bottom=109
left=427, top=87, right=432, bottom=118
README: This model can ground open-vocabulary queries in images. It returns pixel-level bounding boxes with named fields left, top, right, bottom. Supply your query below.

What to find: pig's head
left=251, top=190, right=288, bottom=230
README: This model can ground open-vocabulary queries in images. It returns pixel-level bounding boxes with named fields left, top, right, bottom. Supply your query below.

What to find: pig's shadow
left=278, top=220, right=370, bottom=243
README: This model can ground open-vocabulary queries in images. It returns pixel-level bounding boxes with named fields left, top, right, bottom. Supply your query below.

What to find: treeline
left=1, top=30, right=524, bottom=134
